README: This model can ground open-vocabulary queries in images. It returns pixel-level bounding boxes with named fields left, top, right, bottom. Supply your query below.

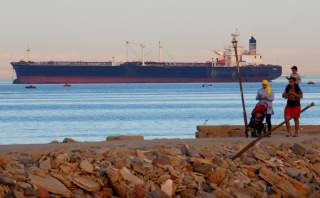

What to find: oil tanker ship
left=11, top=34, right=282, bottom=84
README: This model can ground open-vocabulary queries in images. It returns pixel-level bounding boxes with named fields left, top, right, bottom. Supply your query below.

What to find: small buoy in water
left=307, top=81, right=315, bottom=85
left=25, top=85, right=36, bottom=89
left=63, top=83, right=71, bottom=87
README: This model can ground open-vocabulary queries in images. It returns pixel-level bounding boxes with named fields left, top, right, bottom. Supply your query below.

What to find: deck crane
left=126, top=41, right=146, bottom=66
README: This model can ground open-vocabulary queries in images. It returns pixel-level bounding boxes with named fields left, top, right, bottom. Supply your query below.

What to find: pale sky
left=1, top=0, right=320, bottom=80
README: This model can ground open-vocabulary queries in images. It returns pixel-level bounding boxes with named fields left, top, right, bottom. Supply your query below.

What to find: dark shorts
left=284, top=106, right=301, bottom=119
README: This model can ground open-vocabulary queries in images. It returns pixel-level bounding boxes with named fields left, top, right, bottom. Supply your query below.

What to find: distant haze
left=1, top=0, right=320, bottom=80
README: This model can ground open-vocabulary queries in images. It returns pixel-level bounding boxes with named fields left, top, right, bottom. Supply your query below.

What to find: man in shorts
left=282, top=77, right=303, bottom=137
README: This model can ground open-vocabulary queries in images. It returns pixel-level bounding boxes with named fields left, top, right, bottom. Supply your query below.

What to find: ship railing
left=27, top=61, right=114, bottom=66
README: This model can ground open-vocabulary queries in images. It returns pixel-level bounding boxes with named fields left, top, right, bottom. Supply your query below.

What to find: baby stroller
left=248, top=103, right=268, bottom=137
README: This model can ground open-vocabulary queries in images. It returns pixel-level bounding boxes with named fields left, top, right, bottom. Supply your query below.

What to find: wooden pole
left=232, top=35, right=249, bottom=137
left=232, top=102, right=315, bottom=160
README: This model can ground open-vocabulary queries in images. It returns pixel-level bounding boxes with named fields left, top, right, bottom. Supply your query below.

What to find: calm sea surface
left=0, top=77, right=319, bottom=144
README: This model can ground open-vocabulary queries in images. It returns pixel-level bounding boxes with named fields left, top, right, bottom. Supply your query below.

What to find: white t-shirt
left=290, top=73, right=301, bottom=84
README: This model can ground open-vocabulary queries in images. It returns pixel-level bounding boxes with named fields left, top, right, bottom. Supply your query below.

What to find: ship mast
left=158, top=41, right=163, bottom=62
left=126, top=41, right=129, bottom=62
left=231, top=30, right=249, bottom=137
left=26, top=44, right=31, bottom=61
left=126, top=41, right=146, bottom=65
left=140, top=44, right=146, bottom=66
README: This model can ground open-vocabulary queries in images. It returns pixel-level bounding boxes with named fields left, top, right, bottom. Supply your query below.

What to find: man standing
left=287, top=66, right=301, bottom=84
left=282, top=77, right=303, bottom=137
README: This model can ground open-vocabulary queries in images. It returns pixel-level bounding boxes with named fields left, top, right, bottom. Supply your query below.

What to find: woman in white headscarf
left=256, top=80, right=274, bottom=132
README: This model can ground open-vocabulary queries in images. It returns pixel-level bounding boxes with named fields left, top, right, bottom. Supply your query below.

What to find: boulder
left=72, top=176, right=101, bottom=192
left=80, top=159, right=94, bottom=174
left=120, top=167, right=144, bottom=185
left=29, top=175, right=71, bottom=197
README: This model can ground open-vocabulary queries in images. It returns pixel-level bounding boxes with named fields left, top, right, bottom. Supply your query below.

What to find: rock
left=93, top=188, right=113, bottom=198
left=289, top=177, right=311, bottom=196
left=17, top=181, right=32, bottom=189
left=193, top=163, right=214, bottom=174
left=149, top=190, right=170, bottom=198
left=132, top=184, right=145, bottom=198
left=50, top=140, right=59, bottom=144
left=24, top=187, right=38, bottom=196
left=106, top=135, right=144, bottom=141
left=258, top=166, right=304, bottom=198
left=106, top=166, right=128, bottom=197
left=55, top=153, right=70, bottom=163
left=62, top=137, right=77, bottom=143
left=72, top=176, right=101, bottom=192
left=39, top=158, right=51, bottom=171
left=292, top=143, right=306, bottom=156
left=120, top=167, right=144, bottom=185
left=199, top=191, right=215, bottom=198
left=212, top=157, right=229, bottom=169
left=130, top=157, right=145, bottom=174
left=153, top=154, right=171, bottom=167
left=285, top=167, right=302, bottom=178
left=34, top=169, right=47, bottom=177
left=253, top=150, right=270, bottom=161
left=80, top=159, right=94, bottom=173
left=29, top=175, right=71, bottom=197
left=31, top=152, right=43, bottom=161
left=0, top=176, right=16, bottom=185
left=161, top=179, right=173, bottom=197
left=0, top=155, right=8, bottom=167
left=38, top=188, right=49, bottom=198
left=181, top=145, right=201, bottom=157
left=207, top=167, right=227, bottom=185
left=309, top=191, right=320, bottom=198
left=50, top=172, right=73, bottom=188
left=13, top=190, right=25, bottom=198
left=312, top=163, right=320, bottom=176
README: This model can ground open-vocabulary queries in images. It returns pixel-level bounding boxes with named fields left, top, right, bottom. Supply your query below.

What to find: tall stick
left=232, top=102, right=316, bottom=160
left=232, top=33, right=249, bottom=137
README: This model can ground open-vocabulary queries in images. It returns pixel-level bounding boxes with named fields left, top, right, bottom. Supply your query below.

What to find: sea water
left=0, top=77, right=319, bottom=144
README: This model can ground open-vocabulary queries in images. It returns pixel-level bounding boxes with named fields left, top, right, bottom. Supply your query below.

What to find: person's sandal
left=286, top=134, right=292, bottom=137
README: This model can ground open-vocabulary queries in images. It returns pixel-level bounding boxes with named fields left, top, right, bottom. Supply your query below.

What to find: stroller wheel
left=251, top=130, right=257, bottom=137
left=257, top=130, right=262, bottom=137
left=263, top=125, right=267, bottom=136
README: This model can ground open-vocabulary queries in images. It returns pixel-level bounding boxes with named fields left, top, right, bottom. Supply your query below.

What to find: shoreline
left=0, top=133, right=319, bottom=151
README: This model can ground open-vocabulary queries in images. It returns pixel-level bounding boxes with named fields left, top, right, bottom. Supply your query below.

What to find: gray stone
left=0, top=176, right=16, bottom=186
left=292, top=143, right=306, bottom=156
left=193, top=163, right=214, bottom=174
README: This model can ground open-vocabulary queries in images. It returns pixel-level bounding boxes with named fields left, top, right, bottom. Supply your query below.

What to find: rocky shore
left=0, top=135, right=320, bottom=198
